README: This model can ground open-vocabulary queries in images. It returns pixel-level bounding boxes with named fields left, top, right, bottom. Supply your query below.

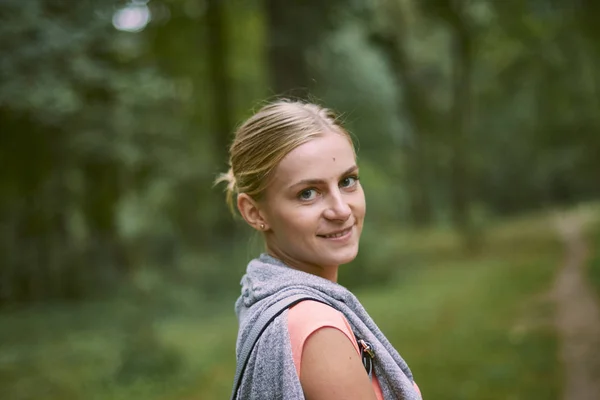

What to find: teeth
left=325, top=228, right=349, bottom=238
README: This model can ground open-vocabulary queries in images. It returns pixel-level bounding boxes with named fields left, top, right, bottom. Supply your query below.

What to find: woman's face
left=260, top=132, right=366, bottom=277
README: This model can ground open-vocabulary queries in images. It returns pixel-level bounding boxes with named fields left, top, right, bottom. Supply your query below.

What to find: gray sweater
left=234, top=254, right=422, bottom=399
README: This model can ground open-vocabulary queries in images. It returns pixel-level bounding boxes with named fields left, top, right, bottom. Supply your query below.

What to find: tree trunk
left=447, top=11, right=472, bottom=234
left=369, top=11, right=434, bottom=227
left=206, top=0, right=236, bottom=238
left=206, top=0, right=232, bottom=158
left=264, top=0, right=314, bottom=98
left=428, top=0, right=477, bottom=249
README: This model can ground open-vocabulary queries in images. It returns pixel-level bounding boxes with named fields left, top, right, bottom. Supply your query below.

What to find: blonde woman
left=218, top=100, right=422, bottom=400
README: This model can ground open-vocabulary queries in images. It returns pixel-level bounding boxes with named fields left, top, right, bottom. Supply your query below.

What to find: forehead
left=272, top=133, right=356, bottom=184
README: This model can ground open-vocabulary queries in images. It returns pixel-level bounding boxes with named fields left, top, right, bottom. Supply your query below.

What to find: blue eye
left=340, top=176, right=358, bottom=188
left=299, top=189, right=318, bottom=201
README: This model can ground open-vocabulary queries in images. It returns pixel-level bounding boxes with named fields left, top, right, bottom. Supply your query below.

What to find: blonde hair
left=216, top=99, right=354, bottom=214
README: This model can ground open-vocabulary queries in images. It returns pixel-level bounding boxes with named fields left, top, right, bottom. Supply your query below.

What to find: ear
left=237, top=193, right=269, bottom=232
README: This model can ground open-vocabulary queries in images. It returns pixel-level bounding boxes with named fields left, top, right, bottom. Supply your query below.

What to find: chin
left=323, top=246, right=359, bottom=267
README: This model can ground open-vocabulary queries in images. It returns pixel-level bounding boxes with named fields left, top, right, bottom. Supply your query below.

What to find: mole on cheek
left=333, top=157, right=336, bottom=162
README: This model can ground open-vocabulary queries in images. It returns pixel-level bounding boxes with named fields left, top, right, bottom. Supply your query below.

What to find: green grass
left=363, top=251, right=558, bottom=399
left=1, top=206, right=589, bottom=400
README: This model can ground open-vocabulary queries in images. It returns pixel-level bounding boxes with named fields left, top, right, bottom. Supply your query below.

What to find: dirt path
left=553, top=212, right=600, bottom=400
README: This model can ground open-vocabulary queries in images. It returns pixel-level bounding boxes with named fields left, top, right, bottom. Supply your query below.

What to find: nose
left=323, top=190, right=351, bottom=221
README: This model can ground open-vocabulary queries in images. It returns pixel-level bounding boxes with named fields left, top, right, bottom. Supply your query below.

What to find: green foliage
left=311, top=18, right=405, bottom=157
left=1, top=0, right=599, bottom=304
left=0, top=0, right=270, bottom=303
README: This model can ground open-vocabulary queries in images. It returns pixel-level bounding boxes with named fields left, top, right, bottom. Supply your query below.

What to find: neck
left=265, top=248, right=339, bottom=283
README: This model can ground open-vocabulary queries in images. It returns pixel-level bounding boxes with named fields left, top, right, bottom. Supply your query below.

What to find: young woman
left=217, top=100, right=421, bottom=400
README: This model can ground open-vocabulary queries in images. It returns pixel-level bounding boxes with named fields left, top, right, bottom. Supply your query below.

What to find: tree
left=207, top=0, right=236, bottom=237
left=419, top=0, right=475, bottom=235
left=0, top=0, right=184, bottom=302
left=369, top=0, right=436, bottom=226
left=264, top=0, right=353, bottom=97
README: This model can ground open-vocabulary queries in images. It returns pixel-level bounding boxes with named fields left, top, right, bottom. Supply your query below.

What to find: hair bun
left=214, top=166, right=237, bottom=214
left=225, top=167, right=236, bottom=192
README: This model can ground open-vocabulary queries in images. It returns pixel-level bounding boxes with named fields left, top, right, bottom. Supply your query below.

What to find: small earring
left=260, top=223, right=265, bottom=230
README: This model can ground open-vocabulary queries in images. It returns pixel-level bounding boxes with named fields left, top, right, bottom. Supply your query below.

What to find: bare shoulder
left=300, top=327, right=378, bottom=400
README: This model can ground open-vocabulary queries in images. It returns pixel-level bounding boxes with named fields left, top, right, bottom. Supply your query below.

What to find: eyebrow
left=288, top=165, right=358, bottom=190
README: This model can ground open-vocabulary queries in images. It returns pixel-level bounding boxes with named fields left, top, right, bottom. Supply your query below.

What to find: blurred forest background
left=1, top=0, right=600, bottom=399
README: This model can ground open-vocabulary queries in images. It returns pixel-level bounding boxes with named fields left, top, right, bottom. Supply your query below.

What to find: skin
left=237, top=131, right=376, bottom=399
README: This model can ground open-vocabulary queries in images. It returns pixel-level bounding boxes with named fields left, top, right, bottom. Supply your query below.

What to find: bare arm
left=300, top=327, right=378, bottom=400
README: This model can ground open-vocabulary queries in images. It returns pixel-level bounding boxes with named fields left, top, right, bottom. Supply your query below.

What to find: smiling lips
left=318, top=226, right=353, bottom=239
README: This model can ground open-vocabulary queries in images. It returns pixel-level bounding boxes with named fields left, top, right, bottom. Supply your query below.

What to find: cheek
left=270, top=204, right=320, bottom=238
left=352, top=189, right=366, bottom=217
left=291, top=208, right=322, bottom=235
